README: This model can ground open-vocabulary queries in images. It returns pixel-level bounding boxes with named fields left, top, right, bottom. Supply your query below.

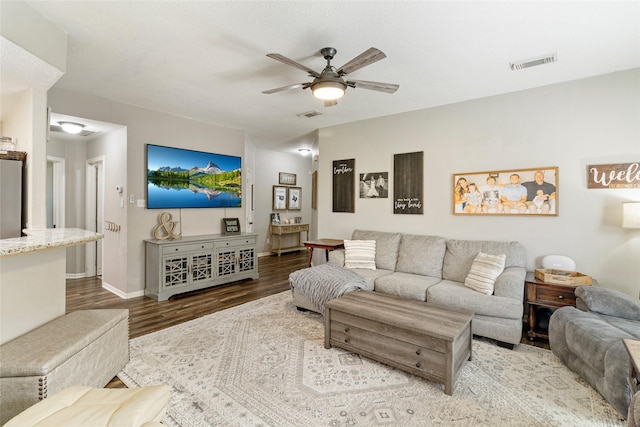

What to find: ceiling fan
left=262, top=47, right=399, bottom=107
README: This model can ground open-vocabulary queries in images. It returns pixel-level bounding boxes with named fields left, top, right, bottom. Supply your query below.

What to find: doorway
left=46, top=156, right=65, bottom=229
left=86, top=157, right=104, bottom=277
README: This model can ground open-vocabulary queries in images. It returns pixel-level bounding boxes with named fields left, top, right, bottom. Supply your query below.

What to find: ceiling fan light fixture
left=58, top=121, right=85, bottom=135
left=312, top=81, right=346, bottom=100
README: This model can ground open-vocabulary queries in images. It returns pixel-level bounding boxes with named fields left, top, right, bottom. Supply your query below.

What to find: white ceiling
left=19, top=1, right=640, bottom=152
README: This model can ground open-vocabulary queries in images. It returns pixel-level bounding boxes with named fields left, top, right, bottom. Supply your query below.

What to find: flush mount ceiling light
left=298, top=148, right=311, bottom=155
left=58, top=121, right=85, bottom=135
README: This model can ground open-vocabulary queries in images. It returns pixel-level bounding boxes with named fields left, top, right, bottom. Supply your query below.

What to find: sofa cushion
left=442, top=239, right=525, bottom=282
left=374, top=272, right=442, bottom=301
left=576, top=286, right=640, bottom=321
left=348, top=268, right=394, bottom=290
left=395, top=234, right=446, bottom=278
left=427, top=280, right=523, bottom=319
left=344, top=240, right=376, bottom=270
left=464, top=252, right=506, bottom=295
left=352, top=230, right=401, bottom=271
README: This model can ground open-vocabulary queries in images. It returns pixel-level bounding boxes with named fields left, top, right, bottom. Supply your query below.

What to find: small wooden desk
left=302, top=239, right=345, bottom=267
left=269, top=224, right=309, bottom=256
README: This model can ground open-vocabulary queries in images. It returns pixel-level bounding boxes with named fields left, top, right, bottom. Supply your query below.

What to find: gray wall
left=48, top=87, right=312, bottom=296
left=255, top=148, right=313, bottom=254
left=317, top=69, right=640, bottom=297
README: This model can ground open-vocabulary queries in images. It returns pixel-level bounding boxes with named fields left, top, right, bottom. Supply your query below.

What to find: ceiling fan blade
left=266, top=53, right=320, bottom=78
left=347, top=79, right=399, bottom=94
left=336, top=48, right=386, bottom=76
left=262, top=83, right=307, bottom=94
left=324, top=99, right=338, bottom=107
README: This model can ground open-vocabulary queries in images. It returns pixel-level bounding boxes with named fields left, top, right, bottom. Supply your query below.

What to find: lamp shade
left=622, top=202, right=640, bottom=229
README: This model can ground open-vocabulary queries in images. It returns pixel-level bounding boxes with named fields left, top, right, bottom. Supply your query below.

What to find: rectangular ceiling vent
left=297, top=111, right=322, bottom=118
left=509, top=52, right=558, bottom=71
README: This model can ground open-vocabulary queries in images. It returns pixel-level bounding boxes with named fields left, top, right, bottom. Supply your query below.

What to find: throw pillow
left=464, top=252, right=506, bottom=294
left=344, top=240, right=376, bottom=270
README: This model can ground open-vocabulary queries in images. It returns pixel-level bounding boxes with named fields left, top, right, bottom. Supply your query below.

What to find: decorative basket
left=534, top=269, right=592, bottom=286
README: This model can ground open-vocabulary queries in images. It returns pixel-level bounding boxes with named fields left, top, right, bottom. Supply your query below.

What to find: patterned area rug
left=118, top=292, right=624, bottom=426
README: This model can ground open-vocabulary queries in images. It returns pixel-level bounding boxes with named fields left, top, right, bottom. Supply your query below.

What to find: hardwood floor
left=65, top=250, right=547, bottom=388
left=66, top=251, right=308, bottom=339
left=67, top=250, right=308, bottom=387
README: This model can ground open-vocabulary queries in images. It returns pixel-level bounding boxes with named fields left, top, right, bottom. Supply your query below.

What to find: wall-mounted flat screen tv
left=146, top=144, right=241, bottom=209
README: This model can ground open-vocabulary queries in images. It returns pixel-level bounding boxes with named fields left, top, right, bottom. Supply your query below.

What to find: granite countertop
left=0, top=228, right=103, bottom=257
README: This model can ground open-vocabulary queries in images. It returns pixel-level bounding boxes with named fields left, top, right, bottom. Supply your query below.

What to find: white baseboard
left=102, top=281, right=145, bottom=299
left=65, top=272, right=87, bottom=279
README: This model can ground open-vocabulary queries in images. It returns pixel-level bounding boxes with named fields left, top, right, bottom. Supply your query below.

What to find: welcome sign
left=587, top=162, right=640, bottom=189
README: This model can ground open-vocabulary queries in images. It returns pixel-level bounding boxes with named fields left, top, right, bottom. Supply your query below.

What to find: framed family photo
left=453, top=167, right=559, bottom=216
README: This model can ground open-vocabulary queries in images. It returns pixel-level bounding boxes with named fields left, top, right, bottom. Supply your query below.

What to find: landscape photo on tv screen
left=146, top=144, right=242, bottom=209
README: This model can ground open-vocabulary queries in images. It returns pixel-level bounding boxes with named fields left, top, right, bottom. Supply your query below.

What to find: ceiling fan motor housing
left=320, top=47, right=337, bottom=60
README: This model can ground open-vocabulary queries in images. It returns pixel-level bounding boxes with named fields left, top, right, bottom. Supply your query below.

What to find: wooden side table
left=524, top=272, right=596, bottom=341
left=302, top=239, right=344, bottom=267
left=624, top=339, right=640, bottom=396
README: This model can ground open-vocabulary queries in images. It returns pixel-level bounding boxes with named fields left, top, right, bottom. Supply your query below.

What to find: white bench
left=0, top=309, right=129, bottom=424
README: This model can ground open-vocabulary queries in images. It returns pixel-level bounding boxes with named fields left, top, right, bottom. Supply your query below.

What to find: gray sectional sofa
left=291, top=229, right=527, bottom=347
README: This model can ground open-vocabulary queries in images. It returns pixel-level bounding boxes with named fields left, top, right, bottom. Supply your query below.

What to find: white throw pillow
left=464, top=252, right=506, bottom=295
left=344, top=240, right=376, bottom=270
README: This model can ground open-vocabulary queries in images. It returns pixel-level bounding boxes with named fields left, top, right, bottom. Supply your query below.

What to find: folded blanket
left=289, top=263, right=366, bottom=313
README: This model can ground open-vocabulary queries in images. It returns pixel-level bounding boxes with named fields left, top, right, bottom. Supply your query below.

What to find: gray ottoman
left=0, top=309, right=130, bottom=424
left=289, top=263, right=368, bottom=313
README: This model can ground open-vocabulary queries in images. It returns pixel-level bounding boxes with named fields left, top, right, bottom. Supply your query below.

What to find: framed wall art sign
left=332, top=159, right=355, bottom=213
left=272, top=185, right=287, bottom=210
left=279, top=172, right=297, bottom=185
left=394, top=152, right=423, bottom=214
left=587, top=162, right=640, bottom=189
left=287, top=187, right=301, bottom=210
left=222, top=217, right=241, bottom=234
left=453, top=167, right=559, bottom=216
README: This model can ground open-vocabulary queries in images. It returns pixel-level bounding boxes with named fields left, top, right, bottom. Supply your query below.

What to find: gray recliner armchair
left=549, top=286, right=640, bottom=418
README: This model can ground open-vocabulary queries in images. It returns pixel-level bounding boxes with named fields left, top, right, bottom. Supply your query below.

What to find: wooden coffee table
left=324, top=291, right=473, bottom=395
left=302, top=239, right=344, bottom=267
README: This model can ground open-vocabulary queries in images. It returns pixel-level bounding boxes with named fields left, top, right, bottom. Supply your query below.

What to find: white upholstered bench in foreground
left=0, top=309, right=129, bottom=424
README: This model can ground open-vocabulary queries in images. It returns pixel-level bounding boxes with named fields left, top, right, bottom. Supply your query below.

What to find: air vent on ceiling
left=297, top=111, right=322, bottom=118
left=509, top=52, right=558, bottom=71
left=49, top=125, right=97, bottom=137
